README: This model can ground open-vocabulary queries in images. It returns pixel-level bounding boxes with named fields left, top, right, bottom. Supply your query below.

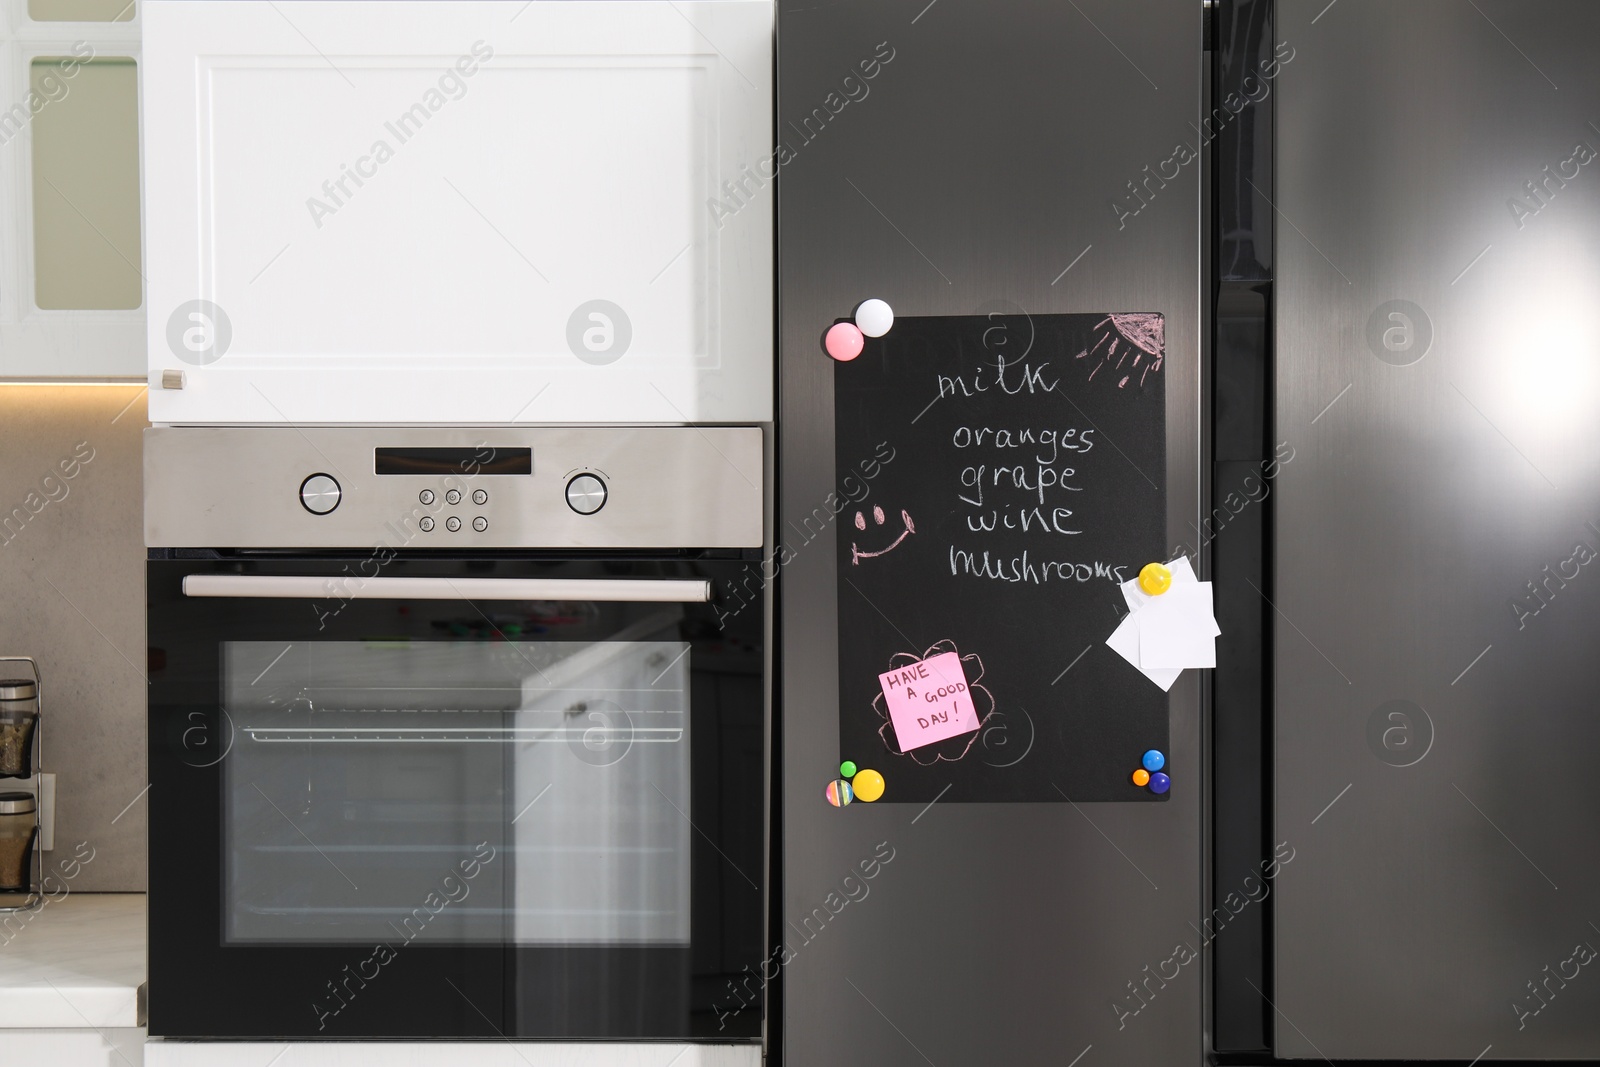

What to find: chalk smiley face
left=851, top=505, right=915, bottom=565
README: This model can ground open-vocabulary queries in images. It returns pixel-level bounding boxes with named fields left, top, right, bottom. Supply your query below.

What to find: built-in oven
left=144, top=427, right=768, bottom=1043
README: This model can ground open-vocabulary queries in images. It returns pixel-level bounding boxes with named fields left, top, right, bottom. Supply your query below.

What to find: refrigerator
left=777, top=0, right=1205, bottom=1063
left=1257, top=0, right=1600, bottom=1060
left=781, top=0, right=1600, bottom=1062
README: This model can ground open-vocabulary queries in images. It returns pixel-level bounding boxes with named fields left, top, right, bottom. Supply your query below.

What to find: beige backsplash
left=0, top=384, right=147, bottom=891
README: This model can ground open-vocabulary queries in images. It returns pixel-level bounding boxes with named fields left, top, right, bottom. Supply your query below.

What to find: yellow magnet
left=1138, top=562, right=1173, bottom=596
left=1132, top=768, right=1151, bottom=787
left=852, top=768, right=886, bottom=802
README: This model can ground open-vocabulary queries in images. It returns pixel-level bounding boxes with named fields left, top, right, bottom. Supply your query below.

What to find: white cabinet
left=141, top=1, right=773, bottom=424
left=0, top=1030, right=143, bottom=1067
left=0, top=8, right=144, bottom=379
left=145, top=1043, right=758, bottom=1066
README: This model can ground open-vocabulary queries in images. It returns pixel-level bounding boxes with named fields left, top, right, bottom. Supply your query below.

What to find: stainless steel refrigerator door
left=1274, top=0, right=1600, bottom=1058
left=778, top=1, right=1204, bottom=1062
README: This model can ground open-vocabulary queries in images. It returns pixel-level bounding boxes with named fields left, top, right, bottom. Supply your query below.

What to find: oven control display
left=373, top=446, right=532, bottom=476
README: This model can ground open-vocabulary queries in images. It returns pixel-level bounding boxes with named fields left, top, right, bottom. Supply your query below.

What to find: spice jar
left=0, top=793, right=36, bottom=890
left=0, top=680, right=38, bottom=779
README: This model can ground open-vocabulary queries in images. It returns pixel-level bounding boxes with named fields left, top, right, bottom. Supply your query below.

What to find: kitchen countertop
left=0, top=893, right=144, bottom=1028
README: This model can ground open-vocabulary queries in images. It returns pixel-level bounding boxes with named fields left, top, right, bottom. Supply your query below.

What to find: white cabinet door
left=0, top=1030, right=144, bottom=1067
left=142, top=1, right=772, bottom=424
left=0, top=20, right=145, bottom=380
left=145, top=1043, right=758, bottom=1067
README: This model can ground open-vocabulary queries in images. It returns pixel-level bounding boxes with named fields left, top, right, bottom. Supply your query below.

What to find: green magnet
left=840, top=760, right=858, bottom=778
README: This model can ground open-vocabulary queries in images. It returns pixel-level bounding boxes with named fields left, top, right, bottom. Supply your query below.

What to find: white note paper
left=1137, top=586, right=1218, bottom=669
left=1102, top=556, right=1221, bottom=688
left=1106, top=614, right=1184, bottom=691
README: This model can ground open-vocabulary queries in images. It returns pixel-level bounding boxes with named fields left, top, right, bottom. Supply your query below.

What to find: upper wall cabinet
left=141, top=0, right=773, bottom=425
left=0, top=0, right=144, bottom=378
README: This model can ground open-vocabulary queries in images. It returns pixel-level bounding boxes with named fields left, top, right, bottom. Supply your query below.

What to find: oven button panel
left=413, top=483, right=494, bottom=533
left=566, top=473, right=607, bottom=515
left=145, top=427, right=761, bottom=549
left=299, top=473, right=341, bottom=515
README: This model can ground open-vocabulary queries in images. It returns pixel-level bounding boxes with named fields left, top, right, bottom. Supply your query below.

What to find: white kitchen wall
left=0, top=384, right=147, bottom=890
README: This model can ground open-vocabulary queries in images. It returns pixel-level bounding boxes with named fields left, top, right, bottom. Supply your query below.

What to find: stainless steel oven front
left=144, top=427, right=768, bottom=1043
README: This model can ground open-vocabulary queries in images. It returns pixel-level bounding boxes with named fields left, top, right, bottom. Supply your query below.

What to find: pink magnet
left=825, top=322, right=865, bottom=362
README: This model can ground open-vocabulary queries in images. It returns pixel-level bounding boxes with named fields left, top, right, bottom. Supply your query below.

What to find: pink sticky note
left=878, top=651, right=981, bottom=752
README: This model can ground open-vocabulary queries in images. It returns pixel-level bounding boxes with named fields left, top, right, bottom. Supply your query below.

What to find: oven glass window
left=221, top=635, right=691, bottom=947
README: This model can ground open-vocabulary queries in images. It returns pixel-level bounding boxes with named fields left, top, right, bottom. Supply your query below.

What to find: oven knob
left=445, top=489, right=462, bottom=505
left=419, top=516, right=435, bottom=532
left=445, top=516, right=461, bottom=532
left=299, top=473, right=341, bottom=515
left=566, top=473, right=607, bottom=515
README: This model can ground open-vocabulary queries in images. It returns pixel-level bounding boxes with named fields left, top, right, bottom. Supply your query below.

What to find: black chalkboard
left=834, top=312, right=1169, bottom=803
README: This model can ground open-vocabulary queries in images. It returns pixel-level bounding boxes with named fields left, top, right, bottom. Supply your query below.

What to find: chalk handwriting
left=933, top=318, right=1161, bottom=580
left=952, top=425, right=1096, bottom=463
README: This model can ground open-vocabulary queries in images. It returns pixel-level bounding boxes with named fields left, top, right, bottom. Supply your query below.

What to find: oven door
left=147, top=555, right=766, bottom=1040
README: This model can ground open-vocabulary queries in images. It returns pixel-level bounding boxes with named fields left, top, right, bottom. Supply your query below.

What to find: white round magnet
left=854, top=299, right=895, bottom=338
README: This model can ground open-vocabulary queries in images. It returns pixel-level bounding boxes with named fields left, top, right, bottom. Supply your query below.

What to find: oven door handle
left=181, top=575, right=714, bottom=603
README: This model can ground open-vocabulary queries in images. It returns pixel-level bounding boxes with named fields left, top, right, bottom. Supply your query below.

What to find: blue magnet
left=1147, top=772, right=1171, bottom=795
left=1142, top=749, right=1166, bottom=773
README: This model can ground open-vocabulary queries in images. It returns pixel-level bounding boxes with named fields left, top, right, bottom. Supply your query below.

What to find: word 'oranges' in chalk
left=826, top=780, right=854, bottom=807
left=1132, top=768, right=1151, bottom=787
left=1138, top=562, right=1173, bottom=596
left=852, top=769, right=885, bottom=802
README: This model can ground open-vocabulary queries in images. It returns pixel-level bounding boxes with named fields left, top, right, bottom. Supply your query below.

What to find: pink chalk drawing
left=851, top=505, right=915, bottom=564
left=871, top=640, right=995, bottom=765
left=1075, top=312, right=1165, bottom=390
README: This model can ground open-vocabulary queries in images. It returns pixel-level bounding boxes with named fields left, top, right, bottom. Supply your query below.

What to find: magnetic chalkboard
left=834, top=312, right=1169, bottom=803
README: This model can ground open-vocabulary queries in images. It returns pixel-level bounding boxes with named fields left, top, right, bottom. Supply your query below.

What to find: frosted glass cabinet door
left=141, top=1, right=774, bottom=425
